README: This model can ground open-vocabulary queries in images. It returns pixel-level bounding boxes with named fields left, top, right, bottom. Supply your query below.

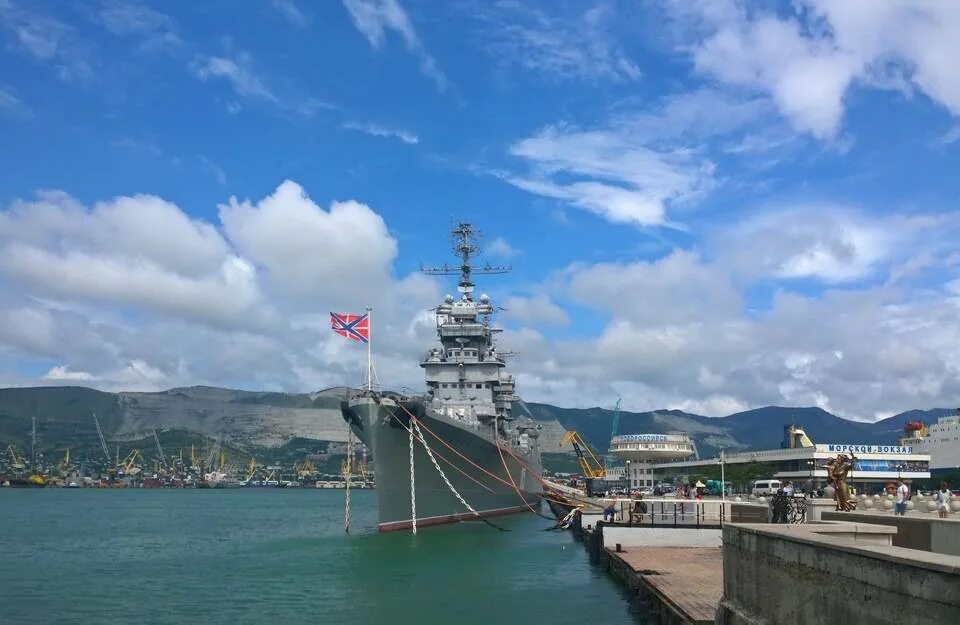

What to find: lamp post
left=807, top=460, right=815, bottom=497
left=719, top=448, right=726, bottom=512
left=625, top=459, right=632, bottom=492
left=897, top=463, right=904, bottom=481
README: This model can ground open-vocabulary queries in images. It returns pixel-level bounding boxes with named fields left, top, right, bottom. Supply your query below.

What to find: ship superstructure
left=342, top=223, right=542, bottom=532
left=900, top=410, right=960, bottom=471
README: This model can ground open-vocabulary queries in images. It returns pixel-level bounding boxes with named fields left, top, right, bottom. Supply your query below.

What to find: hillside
left=0, top=386, right=949, bottom=465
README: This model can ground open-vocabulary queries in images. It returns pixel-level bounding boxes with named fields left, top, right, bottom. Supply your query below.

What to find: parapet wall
left=717, top=522, right=960, bottom=625
left=821, top=511, right=960, bottom=555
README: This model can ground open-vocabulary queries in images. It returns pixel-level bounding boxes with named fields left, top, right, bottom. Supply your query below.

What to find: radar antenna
left=420, top=223, right=510, bottom=300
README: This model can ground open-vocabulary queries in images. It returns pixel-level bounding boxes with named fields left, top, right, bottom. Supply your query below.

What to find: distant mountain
left=524, top=402, right=953, bottom=459
left=0, top=385, right=950, bottom=464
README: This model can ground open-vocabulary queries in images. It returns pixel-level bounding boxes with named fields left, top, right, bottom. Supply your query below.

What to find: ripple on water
left=0, top=489, right=634, bottom=625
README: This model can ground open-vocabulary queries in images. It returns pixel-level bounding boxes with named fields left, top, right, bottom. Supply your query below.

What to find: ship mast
left=420, top=223, right=510, bottom=299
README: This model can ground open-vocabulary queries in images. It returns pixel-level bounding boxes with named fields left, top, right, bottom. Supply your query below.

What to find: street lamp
left=807, top=460, right=815, bottom=497
left=625, top=459, right=632, bottom=491
left=897, top=463, right=904, bottom=481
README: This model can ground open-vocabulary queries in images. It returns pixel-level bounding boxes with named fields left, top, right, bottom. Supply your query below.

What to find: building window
left=476, top=384, right=482, bottom=389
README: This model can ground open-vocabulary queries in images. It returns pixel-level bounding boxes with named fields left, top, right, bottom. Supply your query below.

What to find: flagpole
left=366, top=306, right=372, bottom=392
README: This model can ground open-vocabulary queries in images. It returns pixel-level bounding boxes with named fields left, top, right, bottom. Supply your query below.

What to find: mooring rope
left=380, top=403, right=497, bottom=493
left=404, top=416, right=507, bottom=532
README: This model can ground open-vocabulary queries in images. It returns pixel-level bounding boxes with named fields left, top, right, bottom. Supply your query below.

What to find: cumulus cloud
left=503, top=294, right=569, bottom=327
left=219, top=180, right=398, bottom=308
left=678, top=1, right=960, bottom=139
left=0, top=182, right=440, bottom=394
left=503, top=208, right=960, bottom=420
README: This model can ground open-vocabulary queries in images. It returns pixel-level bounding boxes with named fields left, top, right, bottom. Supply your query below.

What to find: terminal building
left=647, top=425, right=931, bottom=494
left=608, top=433, right=698, bottom=489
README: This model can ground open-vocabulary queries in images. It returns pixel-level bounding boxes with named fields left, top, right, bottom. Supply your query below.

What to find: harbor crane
left=5, top=444, right=26, bottom=470
left=92, top=412, right=112, bottom=464
left=152, top=429, right=168, bottom=472
left=119, top=449, right=142, bottom=475
left=559, top=431, right=606, bottom=479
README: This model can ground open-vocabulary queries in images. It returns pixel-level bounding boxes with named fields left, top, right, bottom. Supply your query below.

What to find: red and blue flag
left=330, top=312, right=369, bottom=344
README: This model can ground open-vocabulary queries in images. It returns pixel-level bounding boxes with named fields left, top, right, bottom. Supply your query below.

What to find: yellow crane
left=58, top=449, right=71, bottom=474
left=119, top=449, right=142, bottom=475
left=245, top=457, right=259, bottom=482
left=296, top=460, right=316, bottom=479
left=559, top=431, right=606, bottom=479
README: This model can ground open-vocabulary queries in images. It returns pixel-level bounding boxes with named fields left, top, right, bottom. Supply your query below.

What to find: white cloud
left=342, top=0, right=448, bottom=91
left=474, top=1, right=640, bottom=82
left=343, top=121, right=419, bottom=144
left=192, top=53, right=278, bottom=104
left=507, top=125, right=713, bottom=227
left=680, top=1, right=960, bottom=139
left=219, top=180, right=398, bottom=308
left=0, top=87, right=25, bottom=114
left=43, top=365, right=94, bottom=381
left=502, top=89, right=776, bottom=227
left=97, top=0, right=181, bottom=50
left=503, top=294, right=569, bottom=327
left=0, top=0, right=94, bottom=81
left=0, top=181, right=441, bottom=394
left=198, top=155, right=227, bottom=185
left=270, top=0, right=309, bottom=28
left=486, top=237, right=518, bottom=259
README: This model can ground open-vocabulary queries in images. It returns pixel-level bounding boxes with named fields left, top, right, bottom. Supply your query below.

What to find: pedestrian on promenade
left=895, top=479, right=909, bottom=516
left=937, top=482, right=950, bottom=519
left=603, top=499, right=617, bottom=523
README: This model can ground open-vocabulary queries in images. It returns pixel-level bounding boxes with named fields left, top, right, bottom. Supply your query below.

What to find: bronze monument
left=824, top=453, right=858, bottom=511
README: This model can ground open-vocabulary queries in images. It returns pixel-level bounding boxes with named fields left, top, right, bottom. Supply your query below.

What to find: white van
left=752, top=480, right=782, bottom=496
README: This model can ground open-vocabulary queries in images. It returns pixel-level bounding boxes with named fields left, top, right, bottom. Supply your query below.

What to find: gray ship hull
left=344, top=395, right=542, bottom=532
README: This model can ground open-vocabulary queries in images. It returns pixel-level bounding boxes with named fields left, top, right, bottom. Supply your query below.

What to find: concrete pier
left=607, top=547, right=721, bottom=625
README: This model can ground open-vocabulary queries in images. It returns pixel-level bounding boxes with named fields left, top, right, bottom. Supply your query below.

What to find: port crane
left=5, top=444, right=26, bottom=470
left=245, top=457, right=259, bottom=482
left=152, top=429, right=168, bottom=472
left=119, top=449, right=142, bottom=475
left=92, top=413, right=112, bottom=464
left=58, top=449, right=71, bottom=474
left=559, top=431, right=606, bottom=479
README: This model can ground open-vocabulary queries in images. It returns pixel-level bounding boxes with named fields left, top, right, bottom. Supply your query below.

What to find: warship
left=341, top=223, right=543, bottom=532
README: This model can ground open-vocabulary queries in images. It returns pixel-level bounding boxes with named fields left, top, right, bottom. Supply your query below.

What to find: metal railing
left=600, top=498, right=727, bottom=528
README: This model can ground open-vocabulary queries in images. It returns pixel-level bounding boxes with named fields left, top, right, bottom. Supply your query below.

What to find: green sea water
left=0, top=489, right=634, bottom=625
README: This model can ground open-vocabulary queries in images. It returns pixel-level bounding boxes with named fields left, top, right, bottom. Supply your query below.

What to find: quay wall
left=821, top=511, right=960, bottom=555
left=717, top=522, right=960, bottom=625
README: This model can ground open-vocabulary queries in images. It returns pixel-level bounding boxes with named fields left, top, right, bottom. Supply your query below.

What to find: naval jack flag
left=330, top=309, right=375, bottom=392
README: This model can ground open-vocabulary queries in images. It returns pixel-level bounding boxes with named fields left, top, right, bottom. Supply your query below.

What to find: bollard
left=615, top=543, right=622, bottom=553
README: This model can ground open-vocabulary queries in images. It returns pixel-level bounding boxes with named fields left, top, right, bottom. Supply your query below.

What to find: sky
left=1, top=0, right=960, bottom=421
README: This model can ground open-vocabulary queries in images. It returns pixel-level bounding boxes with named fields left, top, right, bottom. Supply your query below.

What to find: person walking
left=894, top=479, right=910, bottom=516
left=937, top=482, right=951, bottom=519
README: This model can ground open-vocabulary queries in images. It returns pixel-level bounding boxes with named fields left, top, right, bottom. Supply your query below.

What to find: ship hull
left=344, top=395, right=542, bottom=532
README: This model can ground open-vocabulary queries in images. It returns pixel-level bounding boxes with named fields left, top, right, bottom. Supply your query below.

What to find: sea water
left=0, top=489, right=634, bottom=624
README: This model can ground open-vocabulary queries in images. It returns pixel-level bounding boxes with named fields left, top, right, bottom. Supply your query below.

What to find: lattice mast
left=421, top=223, right=510, bottom=301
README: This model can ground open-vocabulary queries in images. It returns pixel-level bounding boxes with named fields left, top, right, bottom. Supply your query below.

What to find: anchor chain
left=411, top=416, right=508, bottom=532
left=344, top=427, right=353, bottom=533
left=409, top=420, right=417, bottom=535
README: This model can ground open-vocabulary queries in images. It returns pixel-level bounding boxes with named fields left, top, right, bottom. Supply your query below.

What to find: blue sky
left=1, top=0, right=959, bottom=420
